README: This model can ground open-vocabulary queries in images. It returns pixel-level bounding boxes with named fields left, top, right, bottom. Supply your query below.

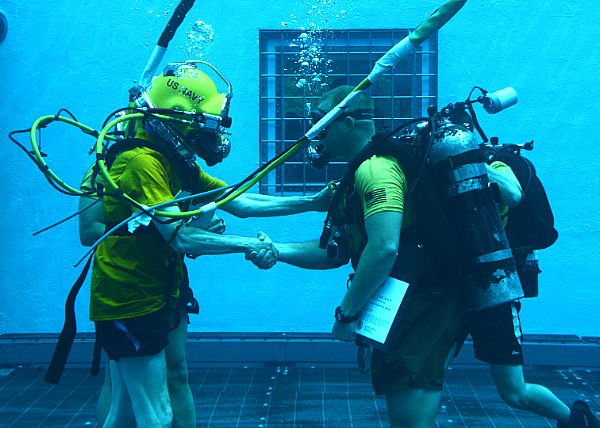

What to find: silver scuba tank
left=428, top=115, right=524, bottom=310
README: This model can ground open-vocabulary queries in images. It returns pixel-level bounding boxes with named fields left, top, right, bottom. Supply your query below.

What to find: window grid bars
left=259, top=29, right=438, bottom=195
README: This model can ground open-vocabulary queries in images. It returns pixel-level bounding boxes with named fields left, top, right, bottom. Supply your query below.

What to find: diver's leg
left=118, top=351, right=172, bottom=428
left=166, top=309, right=195, bottom=428
left=386, top=388, right=441, bottom=428
left=490, top=363, right=570, bottom=424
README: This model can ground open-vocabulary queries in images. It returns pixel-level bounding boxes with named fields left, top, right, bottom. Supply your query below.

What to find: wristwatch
left=334, top=306, right=359, bottom=323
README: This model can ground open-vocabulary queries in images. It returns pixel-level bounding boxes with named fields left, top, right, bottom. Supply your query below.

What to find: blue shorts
left=94, top=308, right=170, bottom=361
left=465, top=301, right=524, bottom=365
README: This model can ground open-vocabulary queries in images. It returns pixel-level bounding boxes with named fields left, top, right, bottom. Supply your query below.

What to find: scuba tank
left=427, top=108, right=523, bottom=310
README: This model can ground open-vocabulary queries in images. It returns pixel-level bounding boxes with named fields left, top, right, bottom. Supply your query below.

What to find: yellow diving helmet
left=141, top=60, right=233, bottom=166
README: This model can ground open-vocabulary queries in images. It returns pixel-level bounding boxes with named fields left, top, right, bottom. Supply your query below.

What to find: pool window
left=259, top=29, right=438, bottom=195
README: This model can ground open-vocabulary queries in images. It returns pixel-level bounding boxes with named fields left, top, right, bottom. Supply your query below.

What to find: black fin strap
left=44, top=252, right=94, bottom=384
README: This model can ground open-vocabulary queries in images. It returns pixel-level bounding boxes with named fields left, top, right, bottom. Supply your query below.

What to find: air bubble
left=283, top=0, right=347, bottom=91
left=184, top=20, right=215, bottom=58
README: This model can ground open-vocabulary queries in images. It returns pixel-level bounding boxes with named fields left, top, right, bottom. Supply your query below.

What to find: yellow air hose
left=30, top=0, right=469, bottom=223
left=196, top=0, right=469, bottom=216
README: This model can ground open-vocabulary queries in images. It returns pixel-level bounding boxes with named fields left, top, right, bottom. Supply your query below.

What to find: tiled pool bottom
left=0, top=365, right=598, bottom=427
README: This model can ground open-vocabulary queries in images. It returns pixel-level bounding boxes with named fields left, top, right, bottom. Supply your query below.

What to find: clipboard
left=355, top=276, right=410, bottom=351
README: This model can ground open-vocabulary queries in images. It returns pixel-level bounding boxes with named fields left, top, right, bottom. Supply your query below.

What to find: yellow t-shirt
left=90, top=146, right=225, bottom=321
left=344, top=154, right=411, bottom=260
left=356, top=154, right=418, bottom=227
left=355, top=154, right=407, bottom=220
left=490, top=160, right=522, bottom=225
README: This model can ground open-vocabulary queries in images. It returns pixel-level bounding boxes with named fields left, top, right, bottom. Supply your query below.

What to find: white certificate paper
left=355, top=277, right=410, bottom=349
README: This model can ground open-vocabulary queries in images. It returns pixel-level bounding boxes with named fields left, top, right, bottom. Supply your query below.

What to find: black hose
left=157, top=0, right=196, bottom=48
left=32, top=198, right=102, bottom=236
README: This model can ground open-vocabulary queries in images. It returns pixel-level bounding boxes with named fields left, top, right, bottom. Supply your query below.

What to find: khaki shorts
left=371, top=283, right=458, bottom=395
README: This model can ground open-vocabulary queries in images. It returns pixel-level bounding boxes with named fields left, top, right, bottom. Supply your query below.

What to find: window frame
left=259, top=29, right=438, bottom=195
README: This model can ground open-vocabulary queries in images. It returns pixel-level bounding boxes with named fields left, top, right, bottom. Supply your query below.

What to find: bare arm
left=487, top=163, right=522, bottom=207
left=330, top=211, right=402, bottom=342
left=339, top=211, right=402, bottom=317
left=78, top=196, right=105, bottom=246
left=220, top=186, right=331, bottom=218
left=152, top=207, right=277, bottom=268
left=276, top=239, right=340, bottom=270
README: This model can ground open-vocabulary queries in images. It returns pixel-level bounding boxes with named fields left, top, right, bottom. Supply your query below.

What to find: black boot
left=568, top=400, right=600, bottom=428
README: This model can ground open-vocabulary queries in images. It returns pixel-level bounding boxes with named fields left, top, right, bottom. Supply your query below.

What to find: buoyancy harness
left=319, top=130, right=462, bottom=288
left=100, top=137, right=202, bottom=195
left=45, top=137, right=196, bottom=384
left=427, top=115, right=524, bottom=310
left=320, top=111, right=527, bottom=311
left=485, top=142, right=558, bottom=298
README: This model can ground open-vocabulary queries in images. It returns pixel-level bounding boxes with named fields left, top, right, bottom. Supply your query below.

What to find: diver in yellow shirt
left=274, top=85, right=461, bottom=427
left=84, top=61, right=331, bottom=428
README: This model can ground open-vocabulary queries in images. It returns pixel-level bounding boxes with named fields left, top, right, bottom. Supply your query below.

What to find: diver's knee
left=498, top=388, right=528, bottom=409
left=167, top=358, right=189, bottom=385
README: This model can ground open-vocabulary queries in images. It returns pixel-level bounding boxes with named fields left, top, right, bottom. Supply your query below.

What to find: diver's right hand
left=245, top=232, right=278, bottom=269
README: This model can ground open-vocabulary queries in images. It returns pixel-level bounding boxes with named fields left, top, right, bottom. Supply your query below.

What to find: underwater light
left=483, top=87, right=518, bottom=114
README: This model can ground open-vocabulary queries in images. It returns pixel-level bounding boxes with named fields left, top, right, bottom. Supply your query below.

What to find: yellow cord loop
left=29, top=115, right=116, bottom=196
left=28, top=0, right=467, bottom=222
left=93, top=112, right=203, bottom=218
left=175, top=0, right=468, bottom=217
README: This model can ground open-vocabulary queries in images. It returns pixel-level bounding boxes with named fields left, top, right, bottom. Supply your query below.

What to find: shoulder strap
left=319, top=134, right=395, bottom=248
left=491, top=147, right=558, bottom=250
left=321, top=135, right=462, bottom=277
left=104, top=138, right=200, bottom=192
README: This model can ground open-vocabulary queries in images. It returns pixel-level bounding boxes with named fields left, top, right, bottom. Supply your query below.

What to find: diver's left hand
left=313, top=182, right=336, bottom=212
left=332, top=320, right=357, bottom=342
left=204, top=215, right=226, bottom=234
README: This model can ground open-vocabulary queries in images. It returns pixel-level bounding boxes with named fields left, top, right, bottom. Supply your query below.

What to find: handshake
left=203, top=215, right=278, bottom=270
left=245, top=231, right=278, bottom=270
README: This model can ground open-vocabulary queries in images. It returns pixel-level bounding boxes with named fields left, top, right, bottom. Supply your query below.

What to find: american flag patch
left=365, top=188, right=387, bottom=208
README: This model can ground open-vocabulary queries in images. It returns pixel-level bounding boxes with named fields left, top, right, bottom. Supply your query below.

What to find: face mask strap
left=311, top=108, right=374, bottom=125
